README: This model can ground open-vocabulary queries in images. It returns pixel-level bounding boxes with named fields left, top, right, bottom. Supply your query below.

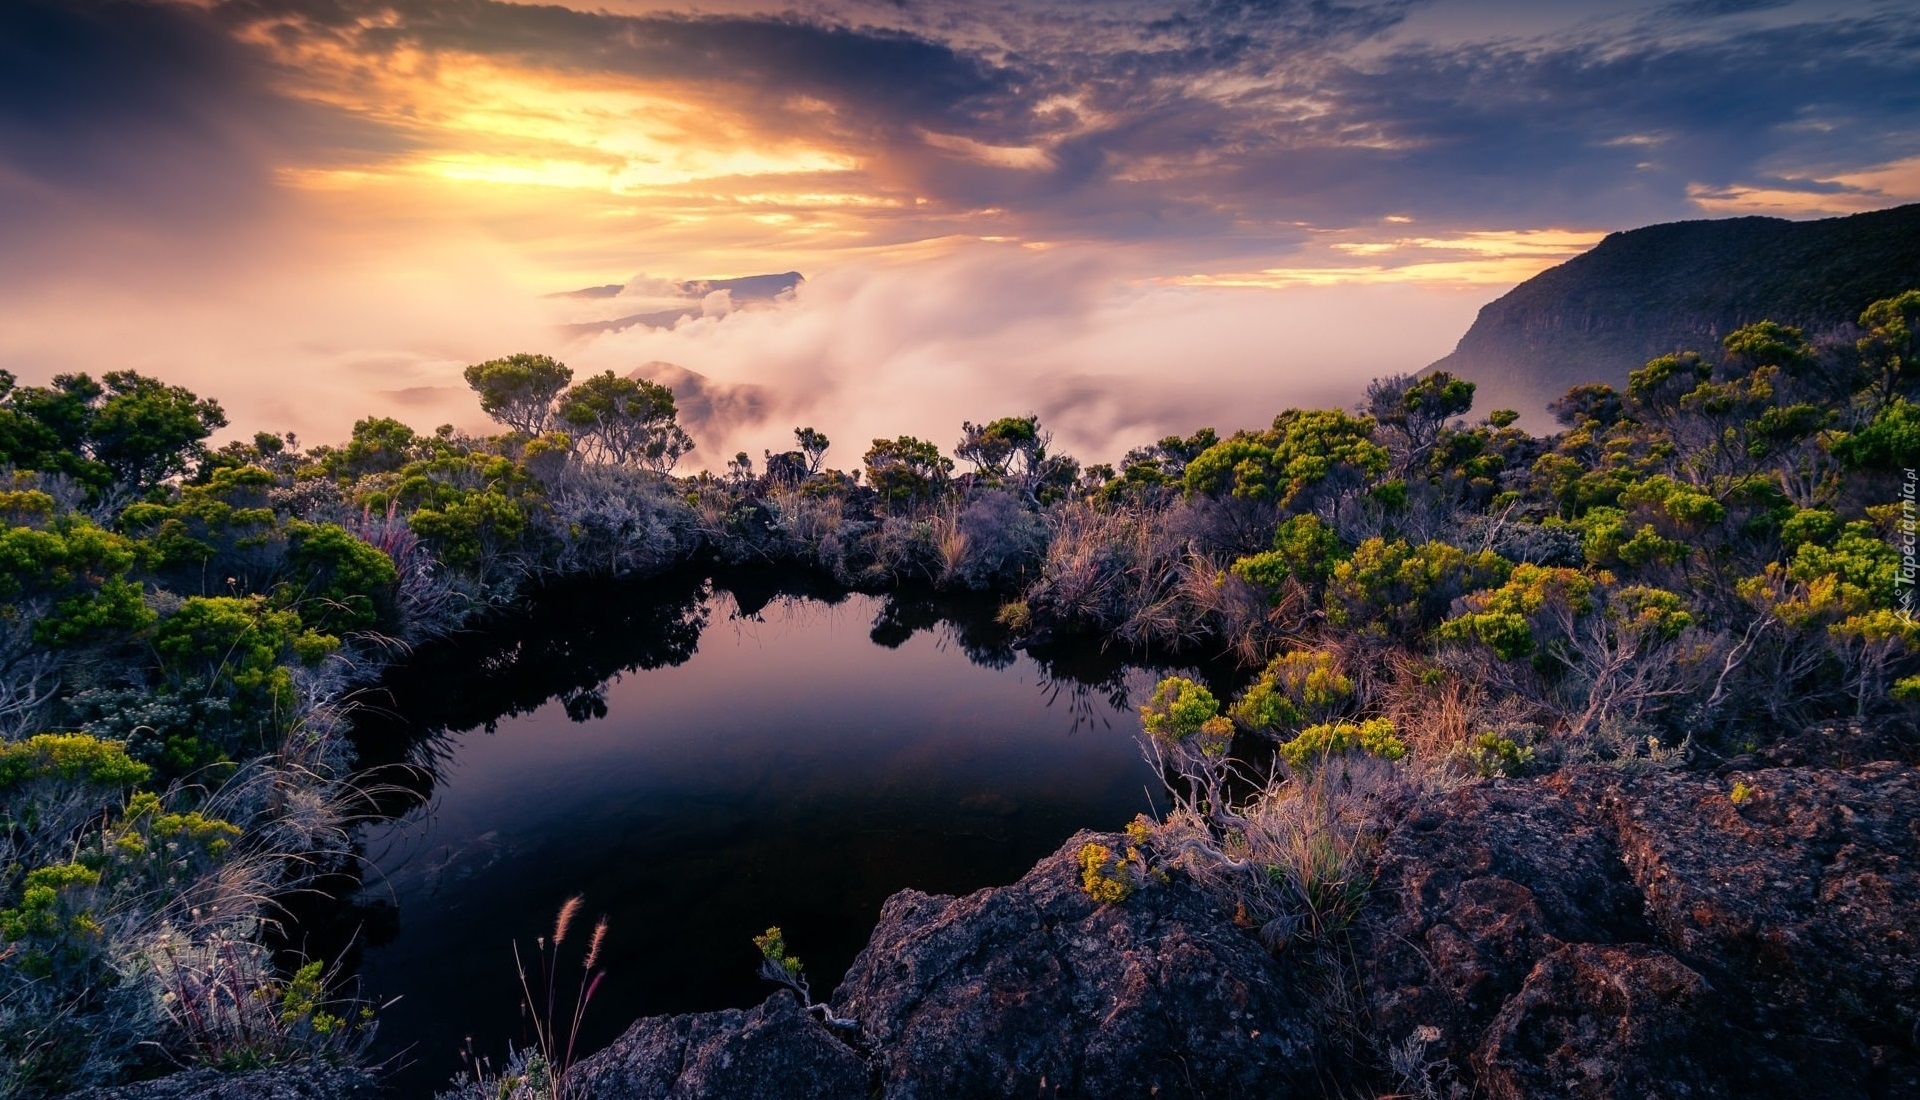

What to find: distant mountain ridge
left=1429, top=203, right=1920, bottom=414
left=557, top=271, right=805, bottom=337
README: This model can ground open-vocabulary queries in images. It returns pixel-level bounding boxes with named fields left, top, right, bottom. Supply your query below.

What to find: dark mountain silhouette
left=1430, top=203, right=1920, bottom=415
left=556, top=272, right=806, bottom=337
left=678, top=271, right=802, bottom=302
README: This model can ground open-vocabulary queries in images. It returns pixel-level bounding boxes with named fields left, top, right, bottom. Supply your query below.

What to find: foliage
left=862, top=435, right=954, bottom=508
left=1076, top=842, right=1137, bottom=904
left=752, top=925, right=854, bottom=1031
left=558, top=372, right=693, bottom=471
left=1228, top=649, right=1352, bottom=733
left=0, top=733, right=149, bottom=791
left=465, top=354, right=574, bottom=436
left=1231, top=513, right=1344, bottom=593
left=282, top=520, right=399, bottom=633
left=0, top=370, right=227, bottom=496
left=1458, top=732, right=1534, bottom=777
left=1324, top=538, right=1510, bottom=638
left=1279, top=718, right=1407, bottom=771
left=1439, top=565, right=1596, bottom=661
left=1183, top=408, right=1387, bottom=511
left=1140, top=677, right=1233, bottom=758
left=4, top=287, right=1920, bottom=1094
left=152, top=596, right=337, bottom=722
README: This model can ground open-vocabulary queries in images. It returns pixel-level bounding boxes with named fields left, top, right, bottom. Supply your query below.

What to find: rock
left=1357, top=764, right=1920, bottom=1099
left=568, top=991, right=866, bottom=1100
left=832, top=830, right=1329, bottom=1099
left=573, top=830, right=1333, bottom=1099
left=68, top=1064, right=378, bottom=1100
left=454, top=761, right=1920, bottom=1100
left=1478, top=943, right=1721, bottom=1100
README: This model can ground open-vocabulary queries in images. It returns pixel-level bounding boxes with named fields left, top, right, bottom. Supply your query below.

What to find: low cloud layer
left=552, top=244, right=1486, bottom=468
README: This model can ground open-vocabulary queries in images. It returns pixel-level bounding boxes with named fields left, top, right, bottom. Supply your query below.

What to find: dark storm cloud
left=222, top=0, right=1914, bottom=236
left=878, top=3, right=1919, bottom=239
left=0, top=0, right=407, bottom=236
left=1277, top=13, right=1920, bottom=224
left=214, top=0, right=1036, bottom=141
left=1659, top=0, right=1797, bottom=18
left=10, top=0, right=1916, bottom=260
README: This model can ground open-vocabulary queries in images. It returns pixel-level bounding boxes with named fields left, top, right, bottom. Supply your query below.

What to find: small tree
left=464, top=354, right=574, bottom=435
left=1366, top=371, right=1474, bottom=474
left=558, top=372, right=694, bottom=472
left=1856, top=290, right=1920, bottom=413
left=794, top=427, right=830, bottom=474
left=0, top=371, right=227, bottom=496
left=89, top=372, right=230, bottom=492
left=753, top=926, right=856, bottom=1030
left=862, top=435, right=953, bottom=509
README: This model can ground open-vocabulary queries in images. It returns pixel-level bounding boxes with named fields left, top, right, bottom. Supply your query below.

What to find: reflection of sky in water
left=354, top=590, right=1162, bottom=1096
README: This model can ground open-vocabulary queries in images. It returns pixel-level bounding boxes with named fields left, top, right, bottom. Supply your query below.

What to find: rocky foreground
left=571, top=763, right=1919, bottom=1099
left=82, top=739, right=1920, bottom=1099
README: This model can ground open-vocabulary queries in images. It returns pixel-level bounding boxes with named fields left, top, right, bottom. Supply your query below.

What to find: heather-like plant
left=753, top=926, right=856, bottom=1031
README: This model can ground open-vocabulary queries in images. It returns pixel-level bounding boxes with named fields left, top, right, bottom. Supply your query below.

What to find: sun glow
left=249, top=35, right=862, bottom=199
left=1181, top=228, right=1607, bottom=288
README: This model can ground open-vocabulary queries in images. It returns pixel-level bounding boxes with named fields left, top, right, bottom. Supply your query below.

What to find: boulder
left=1356, top=763, right=1920, bottom=1099
left=832, top=830, right=1329, bottom=1099
left=69, top=1064, right=378, bottom=1100
left=568, top=991, right=866, bottom=1100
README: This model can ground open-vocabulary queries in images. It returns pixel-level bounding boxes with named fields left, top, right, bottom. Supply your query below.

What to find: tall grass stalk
left=465, top=895, right=608, bottom=1100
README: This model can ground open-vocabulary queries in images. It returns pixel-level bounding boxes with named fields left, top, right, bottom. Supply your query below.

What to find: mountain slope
left=1430, top=203, right=1920, bottom=415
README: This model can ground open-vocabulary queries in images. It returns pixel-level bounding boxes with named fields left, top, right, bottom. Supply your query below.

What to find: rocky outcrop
left=569, top=992, right=866, bottom=1100
left=574, top=762, right=1920, bottom=1100
left=575, top=830, right=1333, bottom=1099
left=69, top=1064, right=378, bottom=1100
left=1359, top=763, right=1920, bottom=1099
left=830, top=833, right=1328, bottom=1098
left=1427, top=202, right=1920, bottom=417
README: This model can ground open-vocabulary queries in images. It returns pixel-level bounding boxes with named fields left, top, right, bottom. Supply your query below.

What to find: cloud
left=1302, top=12, right=1920, bottom=225
left=630, top=361, right=780, bottom=447
left=15, top=0, right=1906, bottom=278
left=186, top=0, right=1920, bottom=252
left=3, top=0, right=1916, bottom=472
left=0, top=0, right=407, bottom=249
left=549, top=242, right=1486, bottom=468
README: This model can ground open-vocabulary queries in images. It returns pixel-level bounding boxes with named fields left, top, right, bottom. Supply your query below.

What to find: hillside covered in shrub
left=2, top=290, right=1918, bottom=1096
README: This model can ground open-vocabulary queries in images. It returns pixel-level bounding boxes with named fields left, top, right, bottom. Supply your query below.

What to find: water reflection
left=340, top=569, right=1232, bottom=1096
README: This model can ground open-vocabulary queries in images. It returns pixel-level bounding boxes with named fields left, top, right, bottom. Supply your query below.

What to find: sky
left=1, top=0, right=1916, bottom=466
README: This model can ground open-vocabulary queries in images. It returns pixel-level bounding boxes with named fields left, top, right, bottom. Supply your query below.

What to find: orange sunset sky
left=2, top=0, right=1916, bottom=464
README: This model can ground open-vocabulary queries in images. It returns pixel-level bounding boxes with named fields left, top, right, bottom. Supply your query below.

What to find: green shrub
left=1141, top=677, right=1233, bottom=757
left=1228, top=649, right=1352, bottom=733
left=1459, top=732, right=1534, bottom=777
left=0, top=733, right=149, bottom=791
left=1280, top=718, right=1406, bottom=771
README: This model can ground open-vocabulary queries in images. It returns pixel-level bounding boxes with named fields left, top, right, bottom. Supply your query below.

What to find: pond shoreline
left=289, top=568, right=1239, bottom=1097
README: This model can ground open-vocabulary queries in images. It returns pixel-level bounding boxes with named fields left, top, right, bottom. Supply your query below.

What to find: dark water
left=338, top=572, right=1219, bottom=1097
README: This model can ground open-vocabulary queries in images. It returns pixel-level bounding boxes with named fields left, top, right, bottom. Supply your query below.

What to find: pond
left=335, top=571, right=1223, bottom=1097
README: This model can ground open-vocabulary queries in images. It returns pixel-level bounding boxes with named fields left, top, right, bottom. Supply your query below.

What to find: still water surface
left=344, top=573, right=1199, bottom=1096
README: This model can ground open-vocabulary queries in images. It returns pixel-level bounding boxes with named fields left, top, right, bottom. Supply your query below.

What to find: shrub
left=1280, top=718, right=1407, bottom=771
left=1458, top=732, right=1534, bottom=777
left=0, top=732, right=149, bottom=791
left=1228, top=649, right=1352, bottom=734
left=752, top=925, right=855, bottom=1031
left=1141, top=677, right=1232, bottom=758
left=1077, top=842, right=1137, bottom=904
